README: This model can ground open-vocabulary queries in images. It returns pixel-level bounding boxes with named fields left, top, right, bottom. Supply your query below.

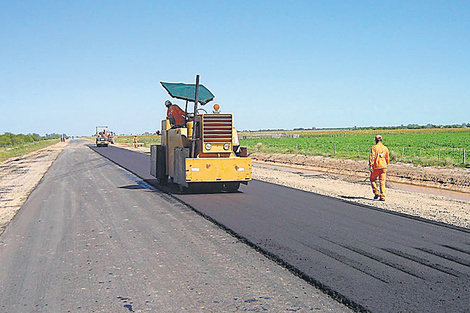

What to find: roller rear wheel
left=224, top=182, right=240, bottom=192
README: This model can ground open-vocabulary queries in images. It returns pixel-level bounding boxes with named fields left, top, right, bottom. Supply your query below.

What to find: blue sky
left=1, top=1, right=469, bottom=136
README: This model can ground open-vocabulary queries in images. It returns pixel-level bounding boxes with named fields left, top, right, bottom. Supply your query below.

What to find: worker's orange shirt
left=369, top=142, right=389, bottom=169
left=167, top=105, right=186, bottom=126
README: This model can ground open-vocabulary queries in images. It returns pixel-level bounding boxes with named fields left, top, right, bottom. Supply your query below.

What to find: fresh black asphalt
left=91, top=144, right=470, bottom=313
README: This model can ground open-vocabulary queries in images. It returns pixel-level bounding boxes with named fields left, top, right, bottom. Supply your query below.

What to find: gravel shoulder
left=0, top=141, right=68, bottom=235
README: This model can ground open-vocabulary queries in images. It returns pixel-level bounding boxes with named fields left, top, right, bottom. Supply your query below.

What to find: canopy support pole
left=191, top=75, right=200, bottom=158
left=184, top=100, right=188, bottom=127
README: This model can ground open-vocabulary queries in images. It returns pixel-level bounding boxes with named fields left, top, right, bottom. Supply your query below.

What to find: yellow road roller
left=150, top=75, right=252, bottom=192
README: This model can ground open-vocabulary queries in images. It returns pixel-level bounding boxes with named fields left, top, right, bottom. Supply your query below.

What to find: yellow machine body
left=185, top=157, right=252, bottom=183
left=151, top=111, right=252, bottom=191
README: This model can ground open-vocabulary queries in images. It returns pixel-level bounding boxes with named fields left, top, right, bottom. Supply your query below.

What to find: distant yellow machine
left=150, top=75, right=252, bottom=192
left=95, top=126, right=109, bottom=147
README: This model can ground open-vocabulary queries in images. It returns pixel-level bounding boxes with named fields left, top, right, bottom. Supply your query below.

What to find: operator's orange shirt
left=167, top=105, right=186, bottom=126
left=369, top=142, right=389, bottom=169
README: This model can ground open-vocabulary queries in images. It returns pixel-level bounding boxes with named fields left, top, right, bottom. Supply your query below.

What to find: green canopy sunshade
left=160, top=81, right=215, bottom=105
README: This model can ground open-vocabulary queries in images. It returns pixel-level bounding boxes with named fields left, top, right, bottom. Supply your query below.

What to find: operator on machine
left=165, top=100, right=186, bottom=128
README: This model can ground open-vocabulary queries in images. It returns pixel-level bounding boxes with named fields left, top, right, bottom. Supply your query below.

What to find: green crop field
left=239, top=128, right=470, bottom=167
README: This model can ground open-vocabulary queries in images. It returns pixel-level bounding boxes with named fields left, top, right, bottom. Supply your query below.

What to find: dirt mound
left=250, top=153, right=470, bottom=193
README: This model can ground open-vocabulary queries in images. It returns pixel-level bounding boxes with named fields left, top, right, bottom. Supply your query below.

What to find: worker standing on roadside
left=165, top=100, right=186, bottom=128
left=133, top=135, right=139, bottom=148
left=369, top=135, right=390, bottom=201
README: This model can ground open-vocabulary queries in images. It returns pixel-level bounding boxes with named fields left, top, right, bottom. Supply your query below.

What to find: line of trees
left=0, top=132, right=59, bottom=147
left=350, top=123, right=470, bottom=131
left=246, top=123, right=470, bottom=132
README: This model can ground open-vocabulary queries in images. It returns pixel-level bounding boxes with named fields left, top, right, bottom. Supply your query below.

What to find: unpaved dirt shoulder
left=0, top=141, right=68, bottom=235
left=250, top=152, right=470, bottom=193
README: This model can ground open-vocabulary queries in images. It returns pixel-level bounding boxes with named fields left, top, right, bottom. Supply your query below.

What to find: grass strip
left=0, top=139, right=60, bottom=163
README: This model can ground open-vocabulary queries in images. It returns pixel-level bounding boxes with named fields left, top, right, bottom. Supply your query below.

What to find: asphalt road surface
left=89, top=143, right=470, bottom=313
left=0, top=140, right=350, bottom=313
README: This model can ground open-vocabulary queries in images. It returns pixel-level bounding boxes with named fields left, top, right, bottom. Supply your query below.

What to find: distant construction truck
left=95, top=126, right=109, bottom=147
left=150, top=75, right=252, bottom=192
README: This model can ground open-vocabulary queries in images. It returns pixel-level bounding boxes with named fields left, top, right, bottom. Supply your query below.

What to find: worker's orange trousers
left=370, top=168, right=387, bottom=200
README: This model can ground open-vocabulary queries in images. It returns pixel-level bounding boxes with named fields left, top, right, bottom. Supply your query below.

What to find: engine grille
left=202, top=114, right=233, bottom=143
